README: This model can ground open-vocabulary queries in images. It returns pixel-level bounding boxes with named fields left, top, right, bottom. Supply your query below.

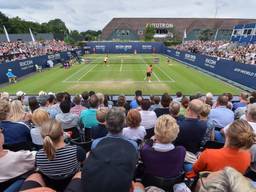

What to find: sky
left=0, top=0, right=256, bottom=31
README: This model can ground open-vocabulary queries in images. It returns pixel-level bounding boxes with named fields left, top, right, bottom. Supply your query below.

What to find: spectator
left=174, top=99, right=207, bottom=154
left=140, top=115, right=185, bottom=178
left=179, top=96, right=190, bottom=116
left=96, top=92, right=105, bottom=109
left=174, top=91, right=183, bottom=103
left=208, top=95, right=234, bottom=129
left=0, top=100, right=31, bottom=150
left=91, top=108, right=109, bottom=140
left=0, top=128, right=35, bottom=191
left=35, top=119, right=85, bottom=191
left=50, top=92, right=65, bottom=116
left=149, top=96, right=161, bottom=111
left=116, top=95, right=129, bottom=113
left=70, top=95, right=86, bottom=116
left=8, top=100, right=32, bottom=124
left=154, top=93, right=172, bottom=117
left=81, top=107, right=138, bottom=192
left=200, top=104, right=215, bottom=146
left=16, top=91, right=26, bottom=104
left=91, top=107, right=137, bottom=150
left=169, top=101, right=185, bottom=122
left=80, top=95, right=99, bottom=128
left=139, top=99, right=157, bottom=130
left=56, top=101, right=79, bottom=130
left=187, top=120, right=255, bottom=178
left=81, top=91, right=89, bottom=108
left=0, top=92, right=9, bottom=101
left=28, top=96, right=40, bottom=113
left=123, top=109, right=146, bottom=141
left=130, top=90, right=142, bottom=109
left=233, top=92, right=249, bottom=111
left=31, top=109, right=50, bottom=147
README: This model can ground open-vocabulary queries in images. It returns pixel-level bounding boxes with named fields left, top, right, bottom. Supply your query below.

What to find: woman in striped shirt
left=34, top=119, right=85, bottom=191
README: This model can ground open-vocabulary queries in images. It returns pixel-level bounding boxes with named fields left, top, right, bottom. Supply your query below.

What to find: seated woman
left=35, top=119, right=85, bottom=191
left=140, top=115, right=186, bottom=178
left=0, top=100, right=32, bottom=151
left=31, top=109, right=50, bottom=149
left=187, top=119, right=255, bottom=178
left=8, top=100, right=32, bottom=126
left=0, top=128, right=35, bottom=191
left=123, top=109, right=146, bottom=141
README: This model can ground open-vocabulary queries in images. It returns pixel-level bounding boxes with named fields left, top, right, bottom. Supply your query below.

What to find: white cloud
left=0, top=0, right=255, bottom=31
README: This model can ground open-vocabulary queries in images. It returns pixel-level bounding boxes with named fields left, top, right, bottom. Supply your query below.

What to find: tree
left=144, top=25, right=155, bottom=41
left=46, top=19, right=69, bottom=35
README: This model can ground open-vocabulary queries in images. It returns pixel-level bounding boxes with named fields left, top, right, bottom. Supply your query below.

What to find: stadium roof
left=102, top=17, right=256, bottom=40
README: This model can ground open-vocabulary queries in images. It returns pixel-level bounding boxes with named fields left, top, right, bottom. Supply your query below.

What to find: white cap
left=48, top=92, right=55, bottom=96
left=206, top=92, right=213, bottom=99
left=38, top=91, right=47, bottom=96
left=16, top=91, right=26, bottom=97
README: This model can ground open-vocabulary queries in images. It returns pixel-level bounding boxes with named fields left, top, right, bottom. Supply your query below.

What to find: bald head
left=169, top=102, right=180, bottom=116
left=187, top=99, right=204, bottom=116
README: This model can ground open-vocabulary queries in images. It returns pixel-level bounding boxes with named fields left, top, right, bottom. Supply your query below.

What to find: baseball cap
left=16, top=91, right=26, bottom=97
left=82, top=137, right=138, bottom=192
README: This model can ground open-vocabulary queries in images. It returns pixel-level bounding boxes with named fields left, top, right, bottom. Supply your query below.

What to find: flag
left=3, top=25, right=10, bottom=42
left=214, top=28, right=219, bottom=41
left=29, top=28, right=35, bottom=42
left=182, top=28, right=187, bottom=43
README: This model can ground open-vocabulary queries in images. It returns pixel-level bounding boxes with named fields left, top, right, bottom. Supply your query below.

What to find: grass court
left=0, top=54, right=242, bottom=95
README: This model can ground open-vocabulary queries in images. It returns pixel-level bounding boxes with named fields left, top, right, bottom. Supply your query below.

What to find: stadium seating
left=0, top=90, right=256, bottom=192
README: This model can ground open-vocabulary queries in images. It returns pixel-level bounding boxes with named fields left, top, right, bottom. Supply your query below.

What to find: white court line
left=88, top=70, right=145, bottom=72
left=63, top=80, right=175, bottom=83
left=155, top=65, right=175, bottom=82
left=77, top=64, right=98, bottom=81
left=63, top=64, right=90, bottom=82
left=120, top=59, right=123, bottom=72
left=63, top=58, right=102, bottom=82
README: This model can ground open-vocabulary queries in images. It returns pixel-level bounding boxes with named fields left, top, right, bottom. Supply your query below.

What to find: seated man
left=6, top=69, right=17, bottom=83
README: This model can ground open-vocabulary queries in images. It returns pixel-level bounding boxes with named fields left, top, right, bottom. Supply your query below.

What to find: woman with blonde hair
left=30, top=109, right=50, bottom=147
left=140, top=115, right=186, bottom=178
left=8, top=100, right=32, bottom=123
left=35, top=119, right=85, bottom=191
left=187, top=119, right=255, bottom=178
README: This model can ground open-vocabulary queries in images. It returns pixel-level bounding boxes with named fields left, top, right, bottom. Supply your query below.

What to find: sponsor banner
left=0, top=49, right=84, bottom=83
left=165, top=48, right=256, bottom=89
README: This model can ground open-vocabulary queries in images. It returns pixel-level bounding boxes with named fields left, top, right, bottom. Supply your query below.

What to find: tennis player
left=145, top=65, right=153, bottom=82
left=104, top=55, right=108, bottom=65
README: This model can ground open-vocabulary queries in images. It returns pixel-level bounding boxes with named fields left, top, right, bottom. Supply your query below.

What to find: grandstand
left=101, top=18, right=256, bottom=41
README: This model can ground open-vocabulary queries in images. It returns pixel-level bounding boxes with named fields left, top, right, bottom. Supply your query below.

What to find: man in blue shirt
left=232, top=92, right=249, bottom=111
left=208, top=95, right=234, bottom=129
left=130, top=90, right=142, bottom=109
left=6, top=69, right=16, bottom=83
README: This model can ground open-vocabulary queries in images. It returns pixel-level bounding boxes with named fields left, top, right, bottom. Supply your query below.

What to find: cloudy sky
left=0, top=0, right=255, bottom=31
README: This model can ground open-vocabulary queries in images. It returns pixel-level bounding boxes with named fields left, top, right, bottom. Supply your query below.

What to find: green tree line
left=0, top=11, right=101, bottom=43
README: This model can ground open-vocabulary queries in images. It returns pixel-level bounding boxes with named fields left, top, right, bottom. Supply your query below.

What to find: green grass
left=0, top=54, right=242, bottom=95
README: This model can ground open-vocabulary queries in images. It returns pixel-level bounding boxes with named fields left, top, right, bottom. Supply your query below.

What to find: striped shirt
left=36, top=145, right=83, bottom=180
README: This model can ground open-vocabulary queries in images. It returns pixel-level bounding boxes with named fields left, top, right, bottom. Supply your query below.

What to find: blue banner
left=86, top=42, right=165, bottom=54
left=0, top=49, right=84, bottom=83
left=165, top=48, right=256, bottom=90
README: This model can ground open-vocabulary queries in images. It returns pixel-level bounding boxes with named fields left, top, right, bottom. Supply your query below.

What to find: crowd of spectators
left=174, top=40, right=256, bottom=65
left=0, top=40, right=75, bottom=63
left=0, top=90, right=256, bottom=192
